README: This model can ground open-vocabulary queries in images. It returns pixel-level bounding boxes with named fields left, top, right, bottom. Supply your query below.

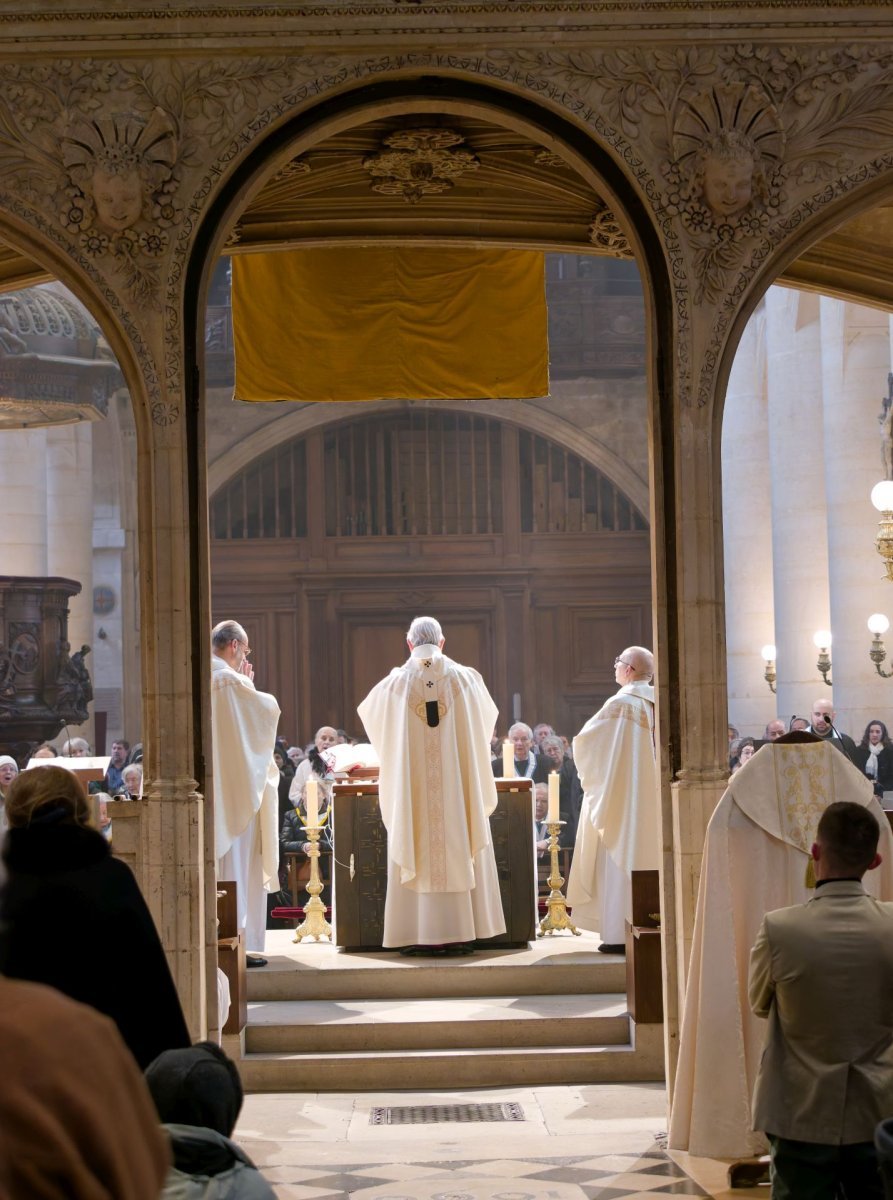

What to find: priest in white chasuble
left=357, top=616, right=505, bottom=951
left=211, top=620, right=281, bottom=960
left=567, top=646, right=658, bottom=952
left=669, top=734, right=893, bottom=1160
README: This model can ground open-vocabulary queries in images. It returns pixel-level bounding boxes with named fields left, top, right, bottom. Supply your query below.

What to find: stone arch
left=208, top=399, right=650, bottom=520
left=0, top=210, right=155, bottom=446
left=707, top=171, right=893, bottom=448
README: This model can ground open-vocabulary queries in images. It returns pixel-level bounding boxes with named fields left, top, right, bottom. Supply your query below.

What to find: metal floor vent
left=370, top=1102, right=525, bottom=1126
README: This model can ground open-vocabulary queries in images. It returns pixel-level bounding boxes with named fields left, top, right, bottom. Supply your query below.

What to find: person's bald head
left=811, top=698, right=834, bottom=734
left=616, top=646, right=654, bottom=684
left=764, top=719, right=785, bottom=741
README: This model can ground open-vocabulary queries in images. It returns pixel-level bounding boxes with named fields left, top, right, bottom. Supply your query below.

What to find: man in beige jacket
left=749, top=800, right=893, bottom=1198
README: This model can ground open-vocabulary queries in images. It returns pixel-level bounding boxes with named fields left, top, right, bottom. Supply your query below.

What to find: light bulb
left=813, top=630, right=832, bottom=650
left=871, top=480, right=893, bottom=513
left=761, top=644, right=777, bottom=662
left=868, top=613, right=890, bottom=635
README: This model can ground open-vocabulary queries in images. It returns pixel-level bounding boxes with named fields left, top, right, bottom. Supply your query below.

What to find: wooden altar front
left=331, top=778, right=537, bottom=949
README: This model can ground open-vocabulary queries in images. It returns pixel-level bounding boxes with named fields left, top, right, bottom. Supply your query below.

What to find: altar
left=331, top=778, right=537, bottom=950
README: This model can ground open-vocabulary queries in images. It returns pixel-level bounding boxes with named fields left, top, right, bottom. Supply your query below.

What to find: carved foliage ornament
left=363, top=128, right=479, bottom=203
left=589, top=206, right=633, bottom=258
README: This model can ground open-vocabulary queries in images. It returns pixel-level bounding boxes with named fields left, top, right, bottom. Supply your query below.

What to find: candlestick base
left=293, top=824, right=332, bottom=943
left=537, top=820, right=581, bottom=938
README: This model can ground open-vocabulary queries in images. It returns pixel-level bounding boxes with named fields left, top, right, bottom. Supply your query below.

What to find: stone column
left=0, top=428, right=48, bottom=575
left=47, top=421, right=95, bottom=747
left=820, top=297, right=892, bottom=738
left=765, top=287, right=831, bottom=725
left=721, top=302, right=775, bottom=738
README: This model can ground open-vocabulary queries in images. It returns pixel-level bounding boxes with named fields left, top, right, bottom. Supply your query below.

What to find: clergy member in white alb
left=669, top=734, right=893, bottom=1159
left=357, top=616, right=506, bottom=952
left=211, top=620, right=281, bottom=965
left=567, top=646, right=658, bottom=953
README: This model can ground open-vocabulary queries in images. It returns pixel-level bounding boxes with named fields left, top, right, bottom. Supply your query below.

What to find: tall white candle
left=306, top=778, right=319, bottom=828
left=502, top=739, right=513, bottom=778
left=548, top=771, right=560, bottom=823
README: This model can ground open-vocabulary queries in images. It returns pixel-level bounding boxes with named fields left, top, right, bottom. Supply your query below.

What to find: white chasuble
left=567, top=681, right=658, bottom=939
left=211, top=655, right=281, bottom=949
left=357, top=644, right=505, bottom=947
left=669, top=739, right=893, bottom=1159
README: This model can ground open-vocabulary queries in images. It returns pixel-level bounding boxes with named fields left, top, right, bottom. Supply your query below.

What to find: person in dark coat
left=853, top=720, right=893, bottom=794
left=0, top=765, right=191, bottom=1070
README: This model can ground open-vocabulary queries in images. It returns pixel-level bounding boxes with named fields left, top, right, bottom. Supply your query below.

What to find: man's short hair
left=541, top=735, right=565, bottom=755
left=407, top=616, right=443, bottom=648
left=816, top=801, right=880, bottom=872
left=111, top=739, right=130, bottom=750
left=211, top=620, right=246, bottom=651
left=508, top=722, right=533, bottom=740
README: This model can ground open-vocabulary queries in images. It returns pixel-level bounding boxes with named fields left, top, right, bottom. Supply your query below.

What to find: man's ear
left=867, top=852, right=882, bottom=872
left=810, top=842, right=820, bottom=862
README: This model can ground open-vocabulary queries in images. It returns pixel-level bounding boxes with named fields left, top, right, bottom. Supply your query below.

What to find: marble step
left=245, top=993, right=630, bottom=1054
left=247, top=950, right=626, bottom=1002
left=238, top=1030, right=664, bottom=1092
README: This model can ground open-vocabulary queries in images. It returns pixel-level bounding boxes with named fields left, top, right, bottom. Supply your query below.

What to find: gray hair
left=61, top=737, right=91, bottom=756
left=407, top=616, right=443, bottom=648
left=541, top=735, right=565, bottom=755
left=211, top=620, right=246, bottom=651
left=508, top=722, right=533, bottom=740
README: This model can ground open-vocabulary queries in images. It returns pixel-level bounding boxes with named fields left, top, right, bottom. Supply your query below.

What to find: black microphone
left=824, top=716, right=856, bottom=766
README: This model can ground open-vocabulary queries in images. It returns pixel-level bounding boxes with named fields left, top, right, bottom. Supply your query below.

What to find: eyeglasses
left=234, top=639, right=251, bottom=657
left=614, top=656, right=633, bottom=668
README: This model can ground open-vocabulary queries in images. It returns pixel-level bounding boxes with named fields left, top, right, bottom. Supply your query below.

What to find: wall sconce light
left=871, top=481, right=893, bottom=581
left=761, top=644, right=777, bottom=694
left=868, top=612, right=893, bottom=678
left=813, top=630, right=833, bottom=686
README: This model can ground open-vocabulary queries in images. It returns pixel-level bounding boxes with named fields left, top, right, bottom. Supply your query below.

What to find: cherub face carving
left=91, top=167, right=143, bottom=232
left=701, top=153, right=754, bottom=219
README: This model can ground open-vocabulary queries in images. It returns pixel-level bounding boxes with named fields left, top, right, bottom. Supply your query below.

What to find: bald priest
left=211, top=620, right=281, bottom=960
left=357, top=616, right=505, bottom=952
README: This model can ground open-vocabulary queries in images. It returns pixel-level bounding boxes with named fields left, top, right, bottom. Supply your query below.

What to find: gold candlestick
left=293, top=824, right=332, bottom=943
left=537, top=820, right=580, bottom=938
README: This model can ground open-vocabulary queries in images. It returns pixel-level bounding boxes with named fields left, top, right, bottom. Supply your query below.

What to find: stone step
left=245, top=993, right=630, bottom=1054
left=247, top=950, right=626, bottom=1002
left=238, top=1028, right=664, bottom=1092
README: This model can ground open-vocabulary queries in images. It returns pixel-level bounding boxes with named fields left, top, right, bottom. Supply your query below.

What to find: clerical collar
left=815, top=877, right=862, bottom=887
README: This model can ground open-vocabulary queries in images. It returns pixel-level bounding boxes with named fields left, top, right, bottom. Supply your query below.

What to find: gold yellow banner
left=231, top=246, right=548, bottom=403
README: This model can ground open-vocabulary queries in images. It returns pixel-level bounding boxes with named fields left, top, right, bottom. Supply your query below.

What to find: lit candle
left=502, top=739, right=513, bottom=778
left=306, top=778, right=319, bottom=828
left=548, top=771, right=560, bottom=823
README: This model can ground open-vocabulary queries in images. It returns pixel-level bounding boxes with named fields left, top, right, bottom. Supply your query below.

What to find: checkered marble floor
left=252, top=1151, right=709, bottom=1199
left=235, top=1086, right=759, bottom=1199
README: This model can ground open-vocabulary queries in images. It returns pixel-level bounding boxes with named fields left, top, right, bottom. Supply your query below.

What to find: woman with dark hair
left=853, top=720, right=893, bottom=792
left=0, top=765, right=190, bottom=1069
left=731, top=737, right=756, bottom=773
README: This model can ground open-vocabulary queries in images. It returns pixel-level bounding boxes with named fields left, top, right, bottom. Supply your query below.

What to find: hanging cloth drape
left=231, top=246, right=549, bottom=403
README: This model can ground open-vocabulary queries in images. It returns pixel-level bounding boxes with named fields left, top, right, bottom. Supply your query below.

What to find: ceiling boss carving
left=362, top=128, right=480, bottom=203
left=589, top=206, right=633, bottom=258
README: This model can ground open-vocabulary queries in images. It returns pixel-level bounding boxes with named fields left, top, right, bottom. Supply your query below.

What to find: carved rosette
left=362, top=128, right=479, bottom=203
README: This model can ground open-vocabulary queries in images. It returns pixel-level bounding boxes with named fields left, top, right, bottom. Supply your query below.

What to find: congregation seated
left=145, top=1042, right=276, bottom=1200
left=0, top=765, right=191, bottom=1069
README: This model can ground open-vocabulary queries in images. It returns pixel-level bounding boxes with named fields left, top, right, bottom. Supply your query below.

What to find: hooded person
left=669, top=733, right=893, bottom=1159
left=0, top=753, right=18, bottom=836
left=145, top=1042, right=275, bottom=1199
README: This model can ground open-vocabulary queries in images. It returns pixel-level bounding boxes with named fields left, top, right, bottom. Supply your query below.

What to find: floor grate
left=370, top=1102, right=525, bottom=1126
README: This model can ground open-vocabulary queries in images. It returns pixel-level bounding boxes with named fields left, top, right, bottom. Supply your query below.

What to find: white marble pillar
left=0, top=428, right=48, bottom=575
left=722, top=302, right=775, bottom=737
left=47, top=421, right=95, bottom=747
left=765, top=287, right=831, bottom=725
left=820, top=297, right=892, bottom=740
